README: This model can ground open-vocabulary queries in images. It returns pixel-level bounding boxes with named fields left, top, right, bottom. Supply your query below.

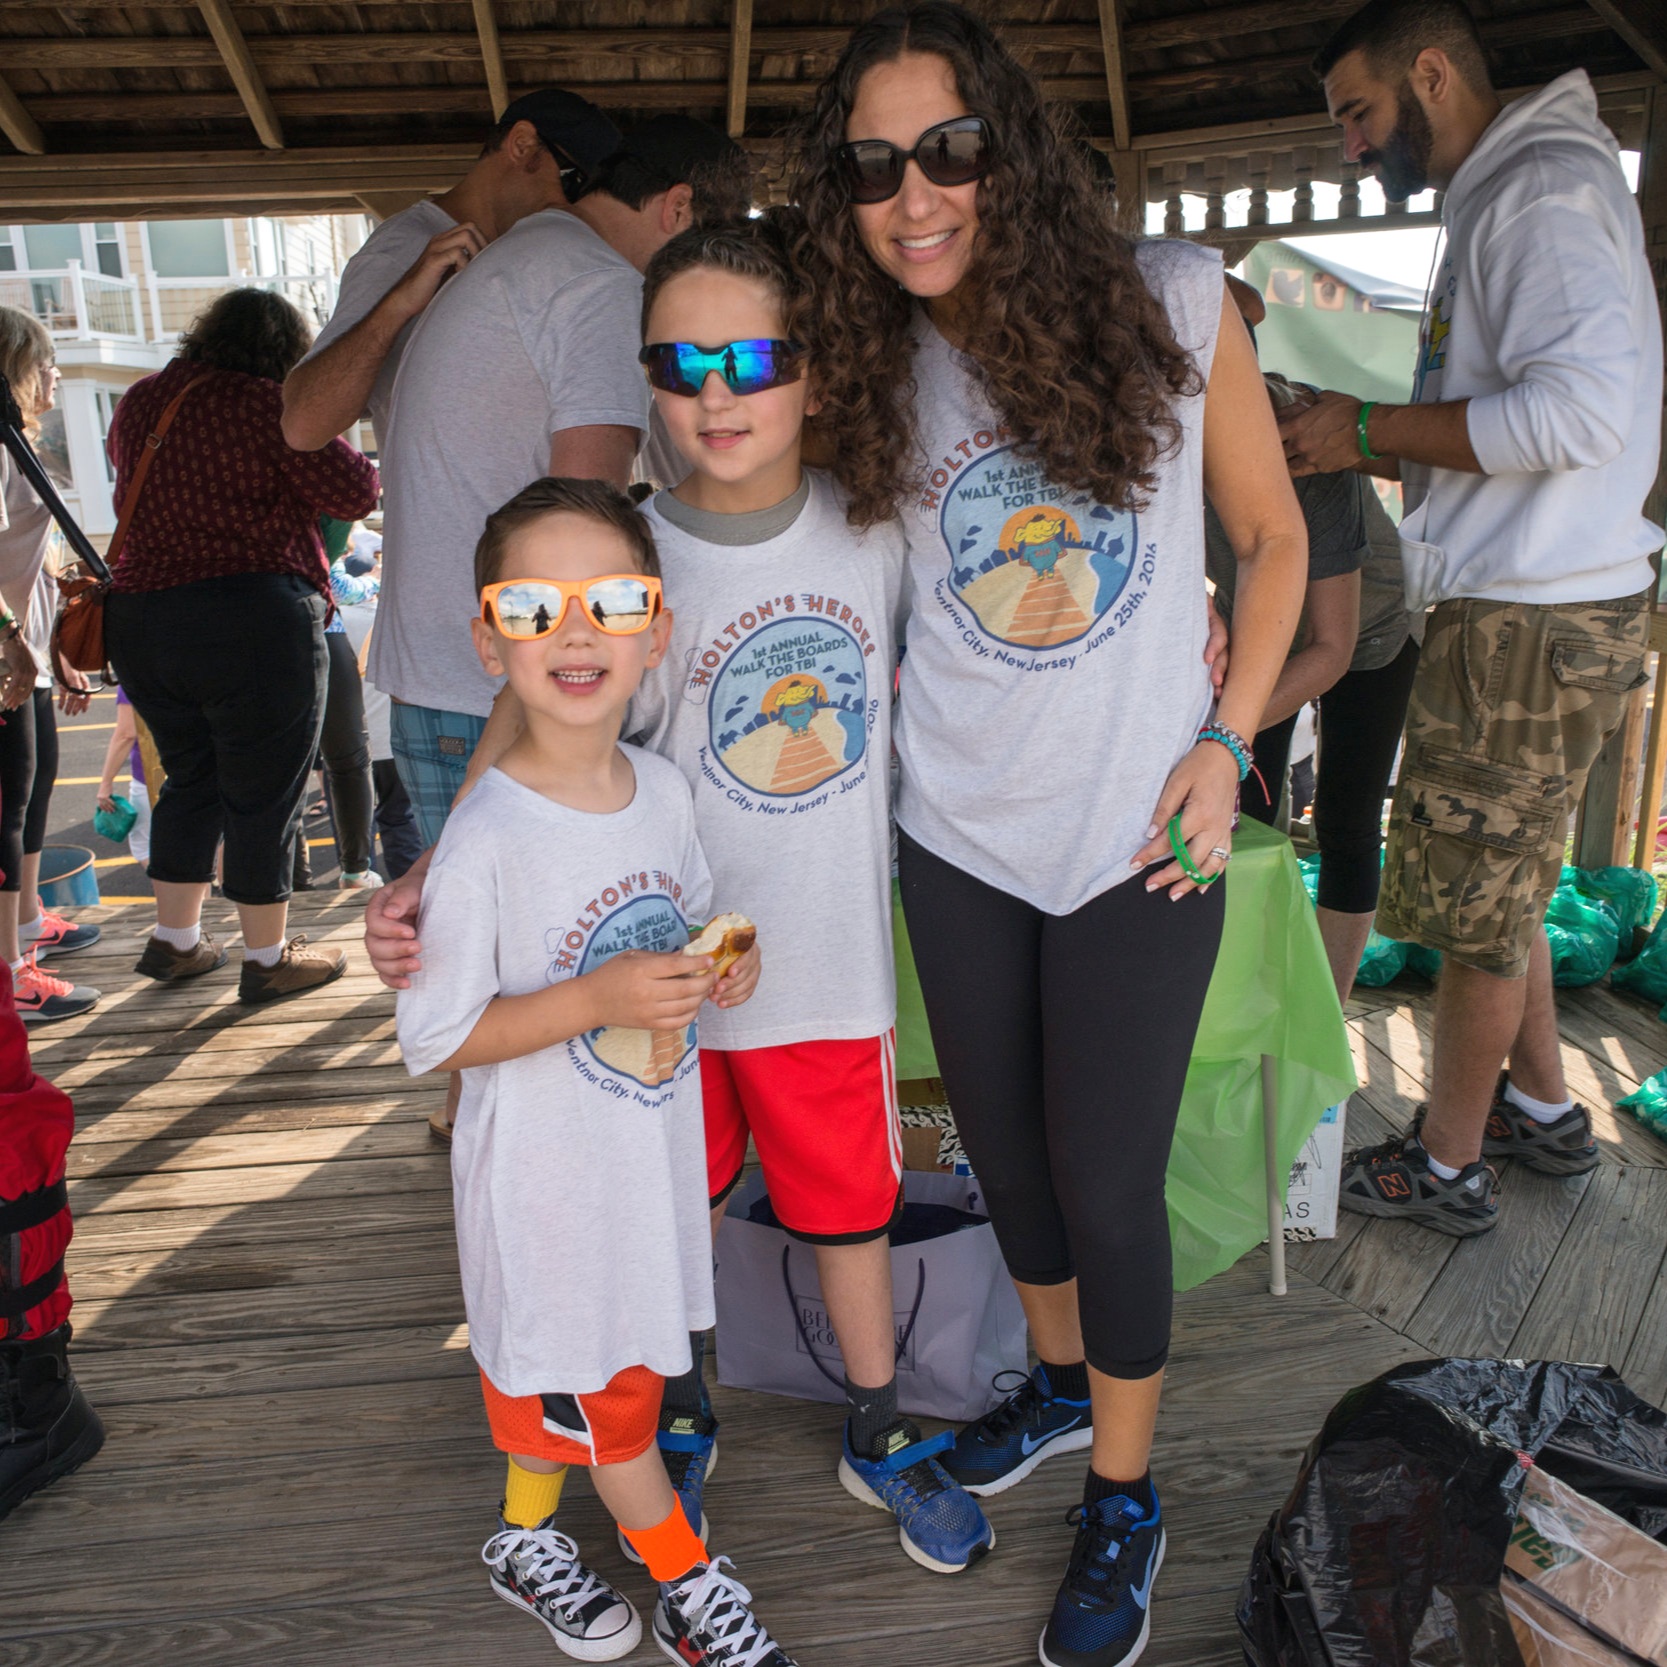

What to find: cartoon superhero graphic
left=709, top=620, right=868, bottom=799
left=569, top=895, right=695, bottom=1089
left=941, top=447, right=1136, bottom=650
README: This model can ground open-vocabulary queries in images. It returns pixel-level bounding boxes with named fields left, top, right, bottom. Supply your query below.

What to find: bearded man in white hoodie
left=1281, top=0, right=1663, bottom=1238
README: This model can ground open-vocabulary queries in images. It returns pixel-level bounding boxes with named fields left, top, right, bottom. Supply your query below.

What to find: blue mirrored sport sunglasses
left=639, top=339, right=807, bottom=398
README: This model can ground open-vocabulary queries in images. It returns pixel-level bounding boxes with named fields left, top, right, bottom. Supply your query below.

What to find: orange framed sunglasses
left=479, top=574, right=664, bottom=639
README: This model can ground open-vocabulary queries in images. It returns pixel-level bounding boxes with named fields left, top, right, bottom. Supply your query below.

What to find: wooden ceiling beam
left=0, top=74, right=46, bottom=155
left=1585, top=1, right=1667, bottom=79
left=1096, top=1, right=1132, bottom=151
left=471, top=0, right=510, bottom=119
left=196, top=0, right=284, bottom=149
left=728, top=0, right=755, bottom=139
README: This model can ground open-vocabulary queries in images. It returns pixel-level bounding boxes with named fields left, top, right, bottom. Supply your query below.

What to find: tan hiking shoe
left=134, top=932, right=229, bottom=982
left=238, top=936, right=348, bottom=1005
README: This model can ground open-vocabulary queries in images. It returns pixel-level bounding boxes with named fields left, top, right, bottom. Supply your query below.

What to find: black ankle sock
left=845, top=1375, right=900, bottom=1458
left=1040, top=1357, right=1090, bottom=1401
left=1084, top=1467, right=1154, bottom=1512
left=661, top=1330, right=711, bottom=1419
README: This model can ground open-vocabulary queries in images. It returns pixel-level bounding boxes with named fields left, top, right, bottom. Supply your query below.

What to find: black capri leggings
left=897, top=830, right=1225, bottom=1378
left=1240, top=636, right=1421, bottom=914
left=0, top=687, right=59, bottom=894
left=319, top=632, right=374, bottom=876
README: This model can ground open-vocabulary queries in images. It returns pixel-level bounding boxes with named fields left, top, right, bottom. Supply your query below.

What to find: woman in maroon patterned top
left=106, top=288, right=379, bottom=1005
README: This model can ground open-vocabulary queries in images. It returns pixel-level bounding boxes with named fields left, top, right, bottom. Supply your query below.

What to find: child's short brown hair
left=639, top=209, right=808, bottom=343
left=473, top=477, right=661, bottom=596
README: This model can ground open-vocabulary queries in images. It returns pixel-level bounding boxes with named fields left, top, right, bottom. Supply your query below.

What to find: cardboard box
left=1283, top=1101, right=1346, bottom=1238
left=1506, top=1467, right=1667, bottom=1666
left=1504, top=1577, right=1637, bottom=1667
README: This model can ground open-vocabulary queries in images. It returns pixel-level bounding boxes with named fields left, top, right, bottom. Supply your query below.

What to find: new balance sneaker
left=1339, top=1132, right=1499, bottom=1236
left=940, top=1366, right=1094, bottom=1497
left=134, top=931, right=228, bottom=982
left=1040, top=1491, right=1166, bottom=1667
left=652, top=1556, right=798, bottom=1667
left=838, top=1418, right=995, bottom=1574
left=620, top=1406, right=716, bottom=1565
left=481, top=1518, right=641, bottom=1661
left=23, top=910, right=101, bottom=958
left=237, top=936, right=347, bottom=1004
left=12, top=956, right=98, bottom=1025
left=1474, top=1076, right=1600, bottom=1176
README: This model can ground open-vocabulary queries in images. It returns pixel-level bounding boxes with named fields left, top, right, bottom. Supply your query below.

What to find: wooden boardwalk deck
left=5, top=894, right=1666, bottom=1667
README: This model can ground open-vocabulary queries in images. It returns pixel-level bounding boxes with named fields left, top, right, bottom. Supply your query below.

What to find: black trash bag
left=1237, top=1358, right=1667, bottom=1667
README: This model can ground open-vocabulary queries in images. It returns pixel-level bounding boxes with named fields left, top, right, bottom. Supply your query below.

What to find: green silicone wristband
left=1167, top=813, right=1219, bottom=887
left=1357, top=400, right=1379, bottom=462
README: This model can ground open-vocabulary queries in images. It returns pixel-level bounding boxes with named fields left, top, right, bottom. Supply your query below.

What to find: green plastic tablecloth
left=893, top=816, right=1357, bottom=1291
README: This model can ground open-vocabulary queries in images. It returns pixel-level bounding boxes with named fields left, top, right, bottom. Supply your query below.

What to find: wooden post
left=471, top=0, right=510, bottom=120
left=197, top=0, right=285, bottom=150
left=1110, top=148, right=1144, bottom=233
left=727, top=0, right=753, bottom=140
left=0, top=76, right=46, bottom=156
left=1096, top=0, right=1133, bottom=154
left=1633, top=642, right=1667, bottom=868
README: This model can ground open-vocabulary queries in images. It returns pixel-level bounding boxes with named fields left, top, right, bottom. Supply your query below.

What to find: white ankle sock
left=243, top=941, right=284, bottom=968
left=1503, top=1078, right=1574, bottom=1125
left=8, top=957, right=23, bottom=975
left=1423, top=1150, right=1464, bottom=1181
left=153, top=923, right=201, bottom=951
left=17, top=913, right=43, bottom=940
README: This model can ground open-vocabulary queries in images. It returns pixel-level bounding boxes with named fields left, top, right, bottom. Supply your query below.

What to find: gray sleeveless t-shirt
left=893, top=238, right=1223, bottom=914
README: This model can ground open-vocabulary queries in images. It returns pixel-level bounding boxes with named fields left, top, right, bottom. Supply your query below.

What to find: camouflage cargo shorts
left=1376, top=591, right=1650, bottom=978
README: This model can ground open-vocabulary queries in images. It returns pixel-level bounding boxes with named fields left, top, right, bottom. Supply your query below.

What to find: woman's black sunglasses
left=836, top=116, right=991, bottom=205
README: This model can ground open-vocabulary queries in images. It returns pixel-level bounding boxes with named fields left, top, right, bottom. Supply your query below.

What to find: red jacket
left=107, top=355, right=379, bottom=599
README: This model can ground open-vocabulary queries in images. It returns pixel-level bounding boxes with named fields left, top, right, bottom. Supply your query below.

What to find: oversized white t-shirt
left=893, top=238, right=1222, bottom=915
left=372, top=209, right=650, bottom=718
left=396, top=752, right=716, bottom=1395
left=301, top=198, right=454, bottom=449
left=630, top=472, right=907, bottom=1049
left=0, top=449, right=58, bottom=672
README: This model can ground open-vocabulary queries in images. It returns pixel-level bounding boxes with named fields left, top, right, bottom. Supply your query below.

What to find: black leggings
left=319, top=632, right=374, bottom=876
left=897, top=831, right=1225, bottom=1378
left=1240, top=636, right=1421, bottom=913
left=0, top=688, right=58, bottom=894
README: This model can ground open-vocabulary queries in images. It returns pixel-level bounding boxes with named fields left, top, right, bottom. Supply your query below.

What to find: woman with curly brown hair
left=796, top=9, right=1305, bottom=1661
left=106, top=287, right=378, bottom=1005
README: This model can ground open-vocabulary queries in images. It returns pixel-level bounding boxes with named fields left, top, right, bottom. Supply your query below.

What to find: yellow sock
left=502, top=1458, right=567, bottom=1528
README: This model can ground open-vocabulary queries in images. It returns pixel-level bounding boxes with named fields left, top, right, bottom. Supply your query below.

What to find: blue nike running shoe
left=939, top=1366, right=1093, bottom=1497
left=838, top=1419, right=995, bottom=1574
left=618, top=1408, right=716, bottom=1565
left=1039, top=1490, right=1166, bottom=1667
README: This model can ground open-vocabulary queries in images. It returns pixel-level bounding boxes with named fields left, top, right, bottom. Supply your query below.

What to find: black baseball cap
left=611, top=116, right=745, bottom=188
left=498, top=89, right=622, bottom=191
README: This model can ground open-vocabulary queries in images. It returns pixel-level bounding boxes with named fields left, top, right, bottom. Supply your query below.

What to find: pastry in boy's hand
left=685, top=912, right=757, bottom=978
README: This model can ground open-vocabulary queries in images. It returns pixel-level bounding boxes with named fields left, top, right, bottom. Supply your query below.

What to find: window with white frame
left=146, top=220, right=231, bottom=279
left=94, top=388, right=122, bottom=483
left=0, top=228, right=15, bottom=272
left=21, top=224, right=82, bottom=270
left=92, top=223, right=123, bottom=279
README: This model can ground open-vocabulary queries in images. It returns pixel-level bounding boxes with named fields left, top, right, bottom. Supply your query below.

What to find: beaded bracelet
left=1198, top=721, right=1252, bottom=781
left=1357, top=400, right=1380, bottom=462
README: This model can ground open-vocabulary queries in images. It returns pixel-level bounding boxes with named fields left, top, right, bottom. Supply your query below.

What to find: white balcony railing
left=0, top=260, right=143, bottom=342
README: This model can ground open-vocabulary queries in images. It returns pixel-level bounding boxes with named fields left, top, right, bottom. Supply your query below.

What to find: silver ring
left=1209, top=846, right=1231, bottom=862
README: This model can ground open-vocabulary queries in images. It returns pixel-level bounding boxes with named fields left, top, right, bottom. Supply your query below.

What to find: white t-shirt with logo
left=630, top=472, right=906, bottom=1049
left=893, top=238, right=1223, bottom=915
left=396, top=752, right=715, bottom=1395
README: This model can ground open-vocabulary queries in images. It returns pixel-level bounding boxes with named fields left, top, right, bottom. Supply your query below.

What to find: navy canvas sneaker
left=1039, top=1490, right=1166, bottom=1667
left=839, top=1418, right=995, bottom=1573
left=940, top=1366, right=1093, bottom=1497
left=482, top=1517, right=641, bottom=1660
left=652, top=1556, right=798, bottom=1666
left=619, top=1405, right=716, bottom=1565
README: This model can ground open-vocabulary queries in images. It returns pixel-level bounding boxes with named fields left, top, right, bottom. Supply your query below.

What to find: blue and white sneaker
left=620, top=1407, right=716, bottom=1564
left=838, top=1418, right=996, bottom=1574
left=1039, top=1490, right=1166, bottom=1667
left=939, top=1366, right=1093, bottom=1497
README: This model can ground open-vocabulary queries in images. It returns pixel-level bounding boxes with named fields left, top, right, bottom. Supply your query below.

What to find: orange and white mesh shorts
left=479, top=1363, right=663, bottom=1467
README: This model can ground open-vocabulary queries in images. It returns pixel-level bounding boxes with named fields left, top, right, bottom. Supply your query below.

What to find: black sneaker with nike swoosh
left=1040, top=1489, right=1166, bottom=1667
left=939, top=1364, right=1094, bottom=1497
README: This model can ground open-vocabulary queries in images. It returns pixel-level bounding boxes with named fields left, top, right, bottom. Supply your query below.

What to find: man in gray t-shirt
left=281, top=89, right=622, bottom=454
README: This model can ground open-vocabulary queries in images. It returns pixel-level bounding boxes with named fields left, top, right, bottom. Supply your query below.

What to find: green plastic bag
left=1613, top=904, right=1667, bottom=1004
left=1296, top=852, right=1413, bottom=986
left=1616, top=1068, right=1667, bottom=1143
left=1568, top=864, right=1657, bottom=958
left=1543, top=876, right=1621, bottom=988
left=93, top=795, right=137, bottom=843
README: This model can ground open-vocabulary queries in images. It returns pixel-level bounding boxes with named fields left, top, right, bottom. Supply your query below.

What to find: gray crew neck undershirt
left=651, top=476, right=811, bottom=547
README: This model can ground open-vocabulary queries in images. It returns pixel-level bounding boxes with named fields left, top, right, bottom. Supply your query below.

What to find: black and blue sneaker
left=1039, top=1490, right=1166, bottom=1667
left=838, top=1417, right=995, bottom=1574
left=940, top=1366, right=1093, bottom=1497
left=619, top=1407, right=717, bottom=1565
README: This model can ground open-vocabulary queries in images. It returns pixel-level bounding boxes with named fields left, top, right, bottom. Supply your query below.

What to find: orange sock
left=619, top=1505, right=707, bottom=1583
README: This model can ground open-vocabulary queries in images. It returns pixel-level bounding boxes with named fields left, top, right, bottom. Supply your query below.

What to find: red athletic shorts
left=479, top=1364, right=662, bottom=1467
left=703, top=1031, right=903, bottom=1243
